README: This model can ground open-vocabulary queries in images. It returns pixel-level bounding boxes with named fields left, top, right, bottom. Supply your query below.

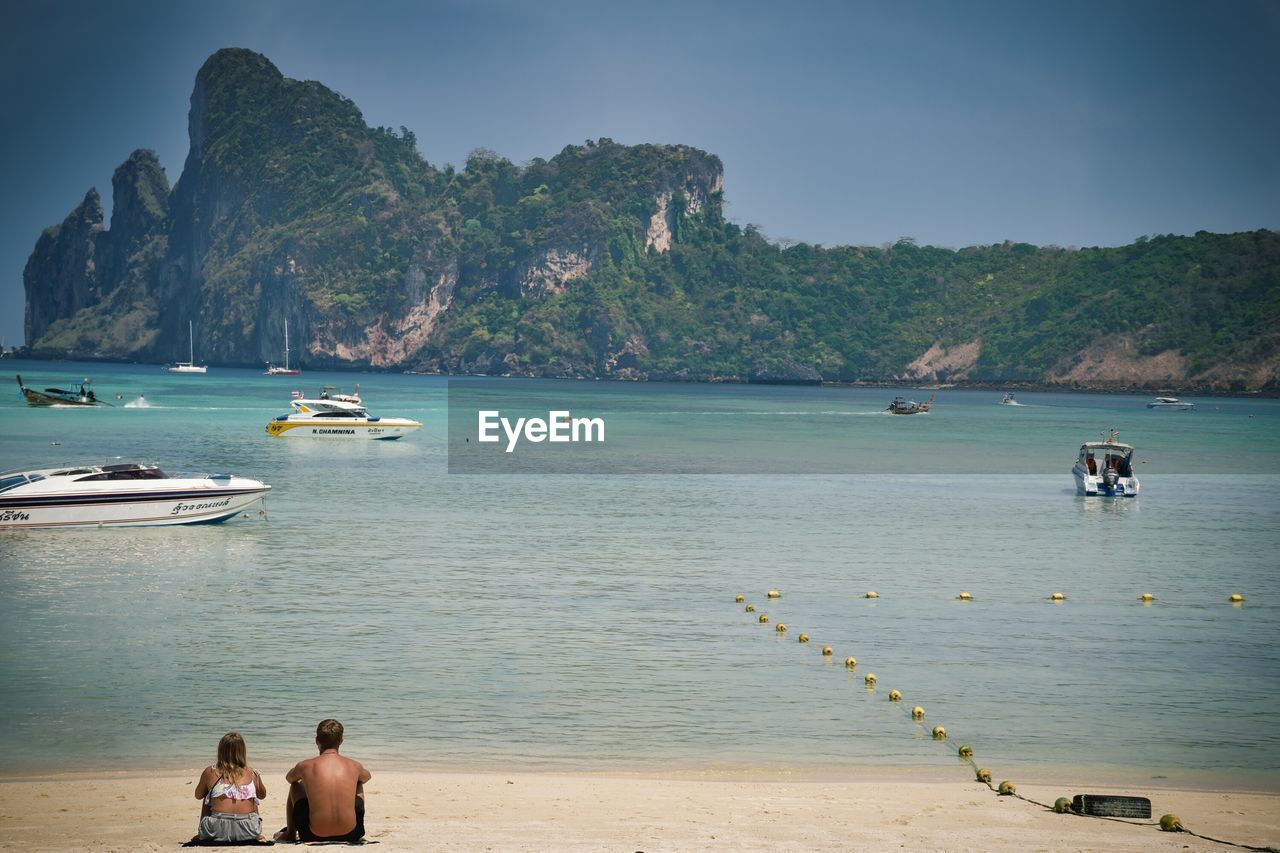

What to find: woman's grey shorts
left=198, top=811, right=263, bottom=842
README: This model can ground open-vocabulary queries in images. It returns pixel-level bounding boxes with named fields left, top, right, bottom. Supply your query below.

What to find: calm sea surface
left=1, top=359, right=1277, bottom=790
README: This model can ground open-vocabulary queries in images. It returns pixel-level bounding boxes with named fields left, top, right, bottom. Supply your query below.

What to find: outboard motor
left=1103, top=467, right=1120, bottom=494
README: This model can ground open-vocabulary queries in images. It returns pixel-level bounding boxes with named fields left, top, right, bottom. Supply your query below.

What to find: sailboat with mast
left=265, top=319, right=301, bottom=376
left=166, top=321, right=208, bottom=374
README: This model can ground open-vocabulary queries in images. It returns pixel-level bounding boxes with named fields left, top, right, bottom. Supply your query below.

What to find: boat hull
left=265, top=418, right=421, bottom=440
left=1071, top=465, right=1140, bottom=497
left=16, top=375, right=101, bottom=406
left=21, top=388, right=99, bottom=407
left=0, top=484, right=270, bottom=529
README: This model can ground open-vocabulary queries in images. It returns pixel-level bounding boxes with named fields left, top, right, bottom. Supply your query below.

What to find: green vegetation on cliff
left=23, top=49, right=1280, bottom=391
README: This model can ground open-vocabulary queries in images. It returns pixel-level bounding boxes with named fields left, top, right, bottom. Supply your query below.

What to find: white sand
left=1, top=768, right=1277, bottom=851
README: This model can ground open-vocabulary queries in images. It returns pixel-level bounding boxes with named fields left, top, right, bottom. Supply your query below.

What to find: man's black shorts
left=292, top=796, right=365, bottom=842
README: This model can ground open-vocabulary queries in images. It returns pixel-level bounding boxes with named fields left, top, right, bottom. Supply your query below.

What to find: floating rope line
left=731, top=589, right=1278, bottom=852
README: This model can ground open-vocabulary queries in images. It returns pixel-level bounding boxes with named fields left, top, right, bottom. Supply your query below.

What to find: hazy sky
left=2, top=0, right=1278, bottom=346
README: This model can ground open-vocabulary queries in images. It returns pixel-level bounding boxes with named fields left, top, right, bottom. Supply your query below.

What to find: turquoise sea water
left=1, top=359, right=1277, bottom=790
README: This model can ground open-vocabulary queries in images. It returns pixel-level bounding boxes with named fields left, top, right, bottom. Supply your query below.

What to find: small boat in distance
left=886, top=394, right=935, bottom=415
left=1072, top=430, right=1140, bottom=497
left=266, top=386, right=419, bottom=440
left=0, top=462, right=270, bottom=529
left=167, top=320, right=208, bottom=374
left=1000, top=392, right=1023, bottom=406
left=17, top=374, right=105, bottom=407
left=1147, top=396, right=1194, bottom=410
left=265, top=319, right=301, bottom=376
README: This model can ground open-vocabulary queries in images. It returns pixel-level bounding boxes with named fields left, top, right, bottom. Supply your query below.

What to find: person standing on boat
left=274, top=719, right=371, bottom=843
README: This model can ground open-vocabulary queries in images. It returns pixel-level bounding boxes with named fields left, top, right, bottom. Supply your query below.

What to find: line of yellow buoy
left=858, top=590, right=1248, bottom=604
left=731, top=588, right=1249, bottom=845
left=743, top=591, right=1250, bottom=612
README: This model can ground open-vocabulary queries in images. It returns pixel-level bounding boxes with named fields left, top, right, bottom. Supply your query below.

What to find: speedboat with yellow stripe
left=266, top=389, right=421, bottom=440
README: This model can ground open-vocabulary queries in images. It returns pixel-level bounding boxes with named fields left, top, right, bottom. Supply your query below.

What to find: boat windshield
left=75, top=467, right=167, bottom=481
left=0, top=473, right=44, bottom=493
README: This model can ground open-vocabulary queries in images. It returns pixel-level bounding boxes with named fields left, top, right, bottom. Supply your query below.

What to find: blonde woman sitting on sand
left=194, top=731, right=268, bottom=843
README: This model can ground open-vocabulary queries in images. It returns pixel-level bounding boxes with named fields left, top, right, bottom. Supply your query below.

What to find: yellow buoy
left=822, top=646, right=833, bottom=656
left=767, top=589, right=781, bottom=598
left=888, top=689, right=902, bottom=702
left=775, top=623, right=787, bottom=633
left=1139, top=593, right=1155, bottom=601
left=864, top=591, right=879, bottom=599
left=932, top=725, right=947, bottom=740
left=957, top=744, right=973, bottom=758
left=1159, top=814, right=1183, bottom=832
left=1053, top=797, right=1072, bottom=813
left=1229, top=594, right=1245, bottom=603
left=998, top=780, right=1016, bottom=796
left=844, top=656, right=857, bottom=668
left=911, top=706, right=925, bottom=720
left=976, top=768, right=992, bottom=783
left=864, top=673, right=877, bottom=686
left=734, top=594, right=744, bottom=603
left=745, top=604, right=755, bottom=612
left=957, top=591, right=973, bottom=601
left=758, top=614, right=769, bottom=624
left=798, top=633, right=810, bottom=643
left=1050, top=592, right=1066, bottom=601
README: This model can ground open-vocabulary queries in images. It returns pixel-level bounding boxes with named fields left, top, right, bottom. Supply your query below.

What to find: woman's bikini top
left=204, top=770, right=258, bottom=803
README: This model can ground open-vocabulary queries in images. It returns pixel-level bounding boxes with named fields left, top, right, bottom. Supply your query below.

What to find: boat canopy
left=1079, top=442, right=1134, bottom=453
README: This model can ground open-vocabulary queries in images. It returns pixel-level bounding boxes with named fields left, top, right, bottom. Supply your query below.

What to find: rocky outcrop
left=518, top=247, right=596, bottom=296
left=748, top=359, right=822, bottom=385
left=903, top=340, right=982, bottom=383
left=1045, top=337, right=1189, bottom=390
left=645, top=170, right=724, bottom=253
left=99, top=150, right=170, bottom=286
left=24, top=190, right=103, bottom=346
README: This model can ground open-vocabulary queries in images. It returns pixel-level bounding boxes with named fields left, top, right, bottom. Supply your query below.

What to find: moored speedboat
left=0, top=462, right=270, bottom=529
left=265, top=388, right=420, bottom=440
left=1147, top=396, right=1194, bottom=410
left=17, top=374, right=105, bottom=407
left=887, top=394, right=935, bottom=415
left=1072, top=431, right=1139, bottom=497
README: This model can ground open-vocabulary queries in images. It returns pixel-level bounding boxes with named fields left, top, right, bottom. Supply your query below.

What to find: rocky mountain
left=22, top=48, right=1280, bottom=392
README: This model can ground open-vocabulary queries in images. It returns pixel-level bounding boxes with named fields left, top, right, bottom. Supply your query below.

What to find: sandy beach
left=1, top=768, right=1276, bottom=852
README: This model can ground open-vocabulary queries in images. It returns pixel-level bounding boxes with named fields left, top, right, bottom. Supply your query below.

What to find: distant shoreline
left=5, top=353, right=1275, bottom=398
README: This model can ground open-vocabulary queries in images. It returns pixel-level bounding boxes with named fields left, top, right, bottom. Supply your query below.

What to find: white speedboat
left=1072, top=431, right=1139, bottom=497
left=0, top=462, right=270, bottom=529
left=1000, top=392, right=1023, bottom=406
left=167, top=321, right=208, bottom=374
left=1147, top=396, right=1194, bottom=410
left=265, top=388, right=420, bottom=440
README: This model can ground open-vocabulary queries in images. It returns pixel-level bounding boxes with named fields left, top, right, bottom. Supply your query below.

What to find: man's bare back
left=276, top=719, right=371, bottom=843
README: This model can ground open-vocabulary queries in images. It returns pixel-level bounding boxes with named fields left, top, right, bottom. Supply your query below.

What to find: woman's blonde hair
left=215, top=731, right=249, bottom=783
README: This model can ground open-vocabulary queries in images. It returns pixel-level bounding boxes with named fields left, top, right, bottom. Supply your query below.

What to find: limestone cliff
left=20, top=49, right=1279, bottom=392
left=24, top=189, right=103, bottom=346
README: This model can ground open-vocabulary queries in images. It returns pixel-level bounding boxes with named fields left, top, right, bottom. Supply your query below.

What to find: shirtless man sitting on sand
left=273, top=719, right=371, bottom=843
